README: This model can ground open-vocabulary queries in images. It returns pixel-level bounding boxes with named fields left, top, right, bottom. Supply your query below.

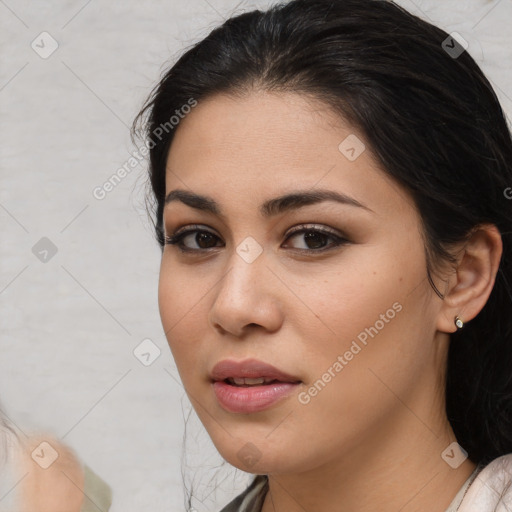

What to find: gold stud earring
left=454, top=316, right=464, bottom=329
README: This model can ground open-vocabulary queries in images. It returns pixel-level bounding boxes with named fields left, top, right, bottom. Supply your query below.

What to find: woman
left=133, top=0, right=512, bottom=510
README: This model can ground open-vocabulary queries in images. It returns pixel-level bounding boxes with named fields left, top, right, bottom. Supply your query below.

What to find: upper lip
left=210, top=358, right=301, bottom=383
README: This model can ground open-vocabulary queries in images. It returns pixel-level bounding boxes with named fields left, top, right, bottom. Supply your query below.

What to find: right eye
left=164, top=225, right=224, bottom=252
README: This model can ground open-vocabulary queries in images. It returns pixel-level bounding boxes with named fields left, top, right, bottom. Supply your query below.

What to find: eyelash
left=163, top=224, right=349, bottom=254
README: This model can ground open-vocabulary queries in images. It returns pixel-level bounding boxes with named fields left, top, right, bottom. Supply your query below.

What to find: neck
left=261, top=400, right=476, bottom=512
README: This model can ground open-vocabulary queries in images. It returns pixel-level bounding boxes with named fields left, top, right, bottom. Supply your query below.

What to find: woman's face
left=159, top=90, right=449, bottom=474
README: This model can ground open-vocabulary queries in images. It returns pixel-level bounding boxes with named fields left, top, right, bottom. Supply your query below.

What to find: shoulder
left=459, top=453, right=512, bottom=512
left=219, top=475, right=268, bottom=512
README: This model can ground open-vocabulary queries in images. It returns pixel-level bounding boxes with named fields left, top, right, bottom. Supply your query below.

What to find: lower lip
left=212, top=380, right=300, bottom=413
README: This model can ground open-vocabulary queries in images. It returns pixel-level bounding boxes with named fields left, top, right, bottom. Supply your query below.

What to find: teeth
left=241, top=377, right=265, bottom=385
left=228, top=377, right=274, bottom=386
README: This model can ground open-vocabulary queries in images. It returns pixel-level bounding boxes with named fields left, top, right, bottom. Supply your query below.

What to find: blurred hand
left=15, top=434, right=85, bottom=512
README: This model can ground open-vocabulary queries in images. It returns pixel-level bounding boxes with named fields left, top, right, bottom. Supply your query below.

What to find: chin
left=215, top=437, right=305, bottom=475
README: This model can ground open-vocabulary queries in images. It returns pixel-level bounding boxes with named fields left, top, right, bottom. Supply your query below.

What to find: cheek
left=158, top=257, right=206, bottom=363
left=158, top=255, right=212, bottom=331
left=291, top=234, right=429, bottom=412
left=158, top=255, right=226, bottom=393
left=292, top=234, right=424, bottom=354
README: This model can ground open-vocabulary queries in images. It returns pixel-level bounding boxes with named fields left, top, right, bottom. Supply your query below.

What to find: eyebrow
left=164, top=188, right=375, bottom=217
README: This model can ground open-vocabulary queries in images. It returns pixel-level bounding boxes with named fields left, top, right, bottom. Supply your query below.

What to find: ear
left=436, top=224, right=503, bottom=333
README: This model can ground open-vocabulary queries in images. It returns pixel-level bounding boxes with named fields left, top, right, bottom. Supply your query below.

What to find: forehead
left=164, top=90, right=415, bottom=220
left=168, top=90, right=344, bottom=165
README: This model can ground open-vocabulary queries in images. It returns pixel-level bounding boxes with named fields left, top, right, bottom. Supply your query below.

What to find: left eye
left=282, top=226, right=347, bottom=251
left=163, top=224, right=348, bottom=253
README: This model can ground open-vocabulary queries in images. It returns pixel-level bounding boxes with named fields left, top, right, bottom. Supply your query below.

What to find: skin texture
left=159, top=90, right=502, bottom=512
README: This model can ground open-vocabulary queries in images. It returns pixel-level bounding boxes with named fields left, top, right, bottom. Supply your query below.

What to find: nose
left=208, top=250, right=285, bottom=337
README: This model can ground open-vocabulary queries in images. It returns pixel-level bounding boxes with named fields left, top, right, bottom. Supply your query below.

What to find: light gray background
left=1, top=0, right=511, bottom=511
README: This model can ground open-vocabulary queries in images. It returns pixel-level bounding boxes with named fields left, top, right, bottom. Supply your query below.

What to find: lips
left=210, top=359, right=302, bottom=413
left=210, top=358, right=301, bottom=384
